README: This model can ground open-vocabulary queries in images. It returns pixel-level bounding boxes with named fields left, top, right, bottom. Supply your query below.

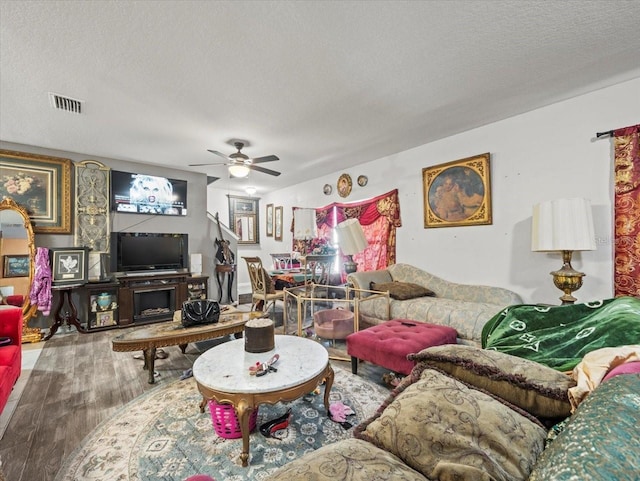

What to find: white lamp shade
left=228, top=164, right=250, bottom=178
left=335, top=218, right=368, bottom=255
left=293, top=208, right=318, bottom=240
left=531, top=198, right=596, bottom=252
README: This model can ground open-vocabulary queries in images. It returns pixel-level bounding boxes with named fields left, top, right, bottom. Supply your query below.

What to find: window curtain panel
left=292, top=189, right=402, bottom=272
left=613, top=124, right=640, bottom=297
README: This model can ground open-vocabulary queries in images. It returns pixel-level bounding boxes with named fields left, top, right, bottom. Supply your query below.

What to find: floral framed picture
left=274, top=206, right=283, bottom=241
left=422, top=153, right=492, bottom=228
left=50, top=247, right=89, bottom=285
left=266, top=203, right=274, bottom=237
left=0, top=149, right=72, bottom=234
left=3, top=255, right=30, bottom=278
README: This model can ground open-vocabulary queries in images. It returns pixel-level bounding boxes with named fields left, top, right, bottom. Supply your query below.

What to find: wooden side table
left=215, top=263, right=236, bottom=303
left=45, top=283, right=88, bottom=340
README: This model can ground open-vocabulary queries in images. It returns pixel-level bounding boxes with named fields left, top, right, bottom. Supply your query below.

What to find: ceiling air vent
left=48, top=92, right=83, bottom=114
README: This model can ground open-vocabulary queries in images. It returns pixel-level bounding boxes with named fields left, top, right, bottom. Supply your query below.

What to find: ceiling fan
left=189, top=141, right=281, bottom=178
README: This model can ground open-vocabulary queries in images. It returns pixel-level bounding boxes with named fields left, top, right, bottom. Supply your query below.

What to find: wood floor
left=0, top=320, right=391, bottom=481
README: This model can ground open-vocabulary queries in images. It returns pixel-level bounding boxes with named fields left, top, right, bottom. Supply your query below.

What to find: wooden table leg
left=144, top=347, right=157, bottom=384
left=236, top=399, right=253, bottom=467
left=323, top=364, right=334, bottom=411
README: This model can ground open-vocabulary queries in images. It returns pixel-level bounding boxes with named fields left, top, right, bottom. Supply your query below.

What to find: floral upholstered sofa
left=265, top=344, right=640, bottom=481
left=348, top=263, right=522, bottom=345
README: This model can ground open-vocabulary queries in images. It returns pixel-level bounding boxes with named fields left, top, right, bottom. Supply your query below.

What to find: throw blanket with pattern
left=481, top=297, right=640, bottom=372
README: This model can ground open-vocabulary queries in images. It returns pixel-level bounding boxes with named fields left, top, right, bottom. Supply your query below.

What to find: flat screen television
left=111, top=170, right=188, bottom=216
left=110, top=232, right=188, bottom=274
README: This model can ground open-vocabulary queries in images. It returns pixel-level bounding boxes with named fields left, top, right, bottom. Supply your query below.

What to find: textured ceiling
left=1, top=0, right=639, bottom=192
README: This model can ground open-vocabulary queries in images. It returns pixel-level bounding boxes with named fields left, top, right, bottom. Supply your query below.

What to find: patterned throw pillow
left=528, top=374, right=640, bottom=481
left=409, top=344, right=575, bottom=419
left=356, top=368, right=546, bottom=481
left=370, top=281, right=436, bottom=300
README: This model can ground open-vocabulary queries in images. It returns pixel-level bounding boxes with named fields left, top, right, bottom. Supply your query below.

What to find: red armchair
left=0, top=306, right=22, bottom=415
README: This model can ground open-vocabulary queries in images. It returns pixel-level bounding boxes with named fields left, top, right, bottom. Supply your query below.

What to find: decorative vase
left=97, top=293, right=111, bottom=310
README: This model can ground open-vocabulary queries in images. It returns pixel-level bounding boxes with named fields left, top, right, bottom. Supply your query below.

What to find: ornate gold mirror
left=0, top=197, right=41, bottom=342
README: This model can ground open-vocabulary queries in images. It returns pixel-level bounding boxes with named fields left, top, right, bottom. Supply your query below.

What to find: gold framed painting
left=337, top=173, right=352, bottom=198
left=422, top=153, right=492, bottom=228
left=0, top=149, right=72, bottom=233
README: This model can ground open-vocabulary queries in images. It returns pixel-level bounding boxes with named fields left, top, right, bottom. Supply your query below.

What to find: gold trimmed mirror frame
left=0, top=198, right=41, bottom=343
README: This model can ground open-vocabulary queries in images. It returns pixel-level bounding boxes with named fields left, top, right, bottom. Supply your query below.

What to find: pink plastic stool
left=184, top=475, right=216, bottom=481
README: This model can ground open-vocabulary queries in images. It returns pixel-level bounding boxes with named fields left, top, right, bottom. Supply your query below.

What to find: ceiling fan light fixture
left=228, top=164, right=250, bottom=178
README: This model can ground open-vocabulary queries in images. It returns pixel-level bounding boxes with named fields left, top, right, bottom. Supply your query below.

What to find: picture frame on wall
left=3, top=255, right=30, bottom=278
left=0, top=149, right=72, bottom=234
left=50, top=247, right=89, bottom=285
left=422, top=153, right=492, bottom=228
left=274, top=206, right=283, bottom=241
left=228, top=195, right=260, bottom=244
left=266, top=203, right=274, bottom=237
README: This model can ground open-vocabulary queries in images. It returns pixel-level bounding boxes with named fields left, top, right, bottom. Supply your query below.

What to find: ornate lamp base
left=343, top=255, right=357, bottom=275
left=550, top=250, right=585, bottom=305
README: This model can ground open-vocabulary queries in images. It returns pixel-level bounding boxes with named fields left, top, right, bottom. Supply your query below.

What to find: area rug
left=54, top=365, right=388, bottom=481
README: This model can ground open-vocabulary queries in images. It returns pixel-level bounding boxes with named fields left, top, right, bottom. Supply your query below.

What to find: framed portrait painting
left=0, top=149, right=72, bottom=234
left=422, top=153, right=492, bottom=228
left=50, top=247, right=89, bottom=285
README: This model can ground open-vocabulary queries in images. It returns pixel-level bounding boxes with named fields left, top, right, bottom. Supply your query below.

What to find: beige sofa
left=348, top=263, right=523, bottom=344
left=265, top=344, right=639, bottom=481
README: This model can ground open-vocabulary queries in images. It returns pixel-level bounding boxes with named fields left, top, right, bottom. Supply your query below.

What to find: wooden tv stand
left=116, top=272, right=191, bottom=326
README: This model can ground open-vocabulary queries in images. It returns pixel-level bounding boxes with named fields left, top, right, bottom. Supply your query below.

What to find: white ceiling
left=1, top=1, right=639, bottom=193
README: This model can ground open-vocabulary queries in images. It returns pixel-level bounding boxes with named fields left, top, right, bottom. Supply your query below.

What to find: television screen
left=111, top=232, right=188, bottom=273
left=111, top=170, right=187, bottom=216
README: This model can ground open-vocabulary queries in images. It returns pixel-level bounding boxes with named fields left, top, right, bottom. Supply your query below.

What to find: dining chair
left=242, top=256, right=285, bottom=318
left=270, top=253, right=293, bottom=270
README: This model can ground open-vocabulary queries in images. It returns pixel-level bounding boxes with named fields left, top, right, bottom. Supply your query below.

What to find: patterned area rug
left=54, top=364, right=388, bottom=481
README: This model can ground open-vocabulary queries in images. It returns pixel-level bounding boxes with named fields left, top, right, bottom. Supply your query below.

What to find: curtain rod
left=596, top=130, right=614, bottom=138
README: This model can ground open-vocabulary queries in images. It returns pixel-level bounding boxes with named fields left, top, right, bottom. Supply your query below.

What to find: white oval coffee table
left=193, top=335, right=334, bottom=467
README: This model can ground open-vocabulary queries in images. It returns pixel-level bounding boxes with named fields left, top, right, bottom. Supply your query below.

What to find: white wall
left=220, top=77, right=640, bottom=304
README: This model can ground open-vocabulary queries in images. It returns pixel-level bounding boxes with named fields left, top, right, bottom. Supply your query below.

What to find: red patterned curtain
left=292, top=189, right=402, bottom=271
left=613, top=124, right=640, bottom=297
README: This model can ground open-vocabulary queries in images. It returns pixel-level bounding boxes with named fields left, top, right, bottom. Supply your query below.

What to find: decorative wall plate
left=357, top=175, right=368, bottom=187
left=323, top=184, right=332, bottom=195
left=337, top=173, right=352, bottom=198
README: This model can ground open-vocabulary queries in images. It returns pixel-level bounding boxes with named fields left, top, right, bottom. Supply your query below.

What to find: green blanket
left=481, top=296, right=640, bottom=371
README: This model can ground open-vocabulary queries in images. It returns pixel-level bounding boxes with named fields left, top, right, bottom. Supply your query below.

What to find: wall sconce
left=335, top=218, right=368, bottom=274
left=531, top=198, right=596, bottom=304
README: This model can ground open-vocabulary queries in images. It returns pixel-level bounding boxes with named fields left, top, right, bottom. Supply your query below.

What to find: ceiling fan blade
left=207, top=149, right=230, bottom=160
left=249, top=164, right=281, bottom=176
left=188, top=161, right=229, bottom=167
left=251, top=154, right=279, bottom=164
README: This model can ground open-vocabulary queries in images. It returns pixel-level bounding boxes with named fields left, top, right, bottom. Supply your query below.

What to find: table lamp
left=531, top=198, right=596, bottom=304
left=293, top=208, right=318, bottom=255
left=335, top=218, right=368, bottom=274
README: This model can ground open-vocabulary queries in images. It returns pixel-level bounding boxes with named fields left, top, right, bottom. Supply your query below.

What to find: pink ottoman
left=346, top=320, right=457, bottom=375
